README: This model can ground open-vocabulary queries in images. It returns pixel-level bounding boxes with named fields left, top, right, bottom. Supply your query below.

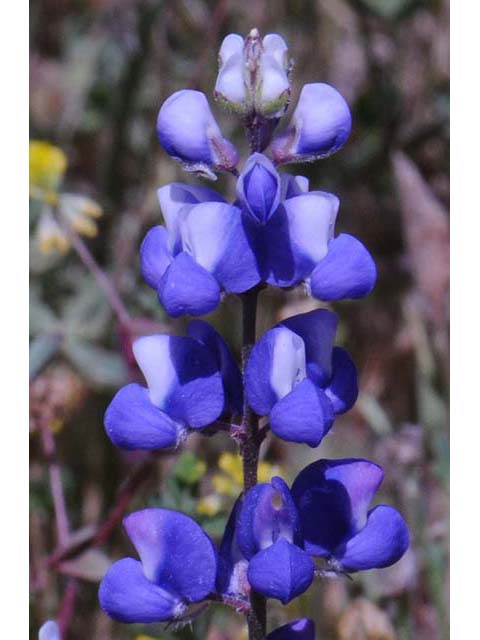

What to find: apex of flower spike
left=215, top=29, right=291, bottom=118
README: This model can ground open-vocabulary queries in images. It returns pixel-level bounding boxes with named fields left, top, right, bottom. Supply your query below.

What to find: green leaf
left=359, top=0, right=417, bottom=19
left=29, top=287, right=59, bottom=336
left=173, top=452, right=207, bottom=486
left=61, top=277, right=112, bottom=340
left=30, top=334, right=63, bottom=380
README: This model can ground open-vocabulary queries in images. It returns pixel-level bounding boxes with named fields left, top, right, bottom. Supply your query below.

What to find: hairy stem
left=240, top=287, right=267, bottom=639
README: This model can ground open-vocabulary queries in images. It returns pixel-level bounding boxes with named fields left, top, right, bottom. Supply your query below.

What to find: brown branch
left=48, top=453, right=157, bottom=569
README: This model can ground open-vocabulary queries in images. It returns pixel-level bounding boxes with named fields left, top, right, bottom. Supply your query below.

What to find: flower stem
left=240, top=287, right=267, bottom=640
left=65, top=227, right=132, bottom=328
left=40, top=423, right=70, bottom=546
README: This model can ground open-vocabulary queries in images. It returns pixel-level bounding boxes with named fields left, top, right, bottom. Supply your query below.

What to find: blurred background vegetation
left=29, top=1, right=449, bottom=638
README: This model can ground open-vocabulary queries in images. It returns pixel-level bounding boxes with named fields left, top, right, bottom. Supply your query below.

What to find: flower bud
left=157, top=90, right=238, bottom=179
left=271, top=83, right=352, bottom=164
left=215, top=29, right=291, bottom=118
left=236, top=153, right=281, bottom=224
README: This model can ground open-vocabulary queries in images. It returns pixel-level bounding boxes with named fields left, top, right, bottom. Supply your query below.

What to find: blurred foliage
left=30, top=1, right=449, bottom=639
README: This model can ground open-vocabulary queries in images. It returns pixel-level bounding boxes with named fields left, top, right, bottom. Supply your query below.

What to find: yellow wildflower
left=29, top=140, right=67, bottom=205
left=58, top=193, right=103, bottom=238
left=37, top=207, right=70, bottom=255
left=197, top=494, right=223, bottom=517
left=210, top=452, right=283, bottom=500
left=219, top=452, right=244, bottom=486
left=30, top=140, right=103, bottom=255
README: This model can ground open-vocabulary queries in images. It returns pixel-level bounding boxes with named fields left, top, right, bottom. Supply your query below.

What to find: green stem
left=240, top=287, right=267, bottom=639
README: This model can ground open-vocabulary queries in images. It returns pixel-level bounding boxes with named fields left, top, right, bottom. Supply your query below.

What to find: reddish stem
left=40, top=423, right=70, bottom=546
left=58, top=579, right=78, bottom=637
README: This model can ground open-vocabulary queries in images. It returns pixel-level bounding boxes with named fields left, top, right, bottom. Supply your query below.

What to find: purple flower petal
left=104, top=383, right=184, bottom=450
left=245, top=326, right=306, bottom=416
left=157, top=90, right=238, bottom=174
left=132, top=335, right=177, bottom=408
left=140, top=226, right=172, bottom=290
left=279, top=173, right=309, bottom=200
left=99, top=558, right=184, bottom=623
left=324, top=347, right=358, bottom=414
left=124, top=509, right=218, bottom=601
left=271, top=83, right=351, bottom=164
left=158, top=252, right=221, bottom=317
left=270, top=378, right=334, bottom=448
left=291, top=459, right=384, bottom=556
left=247, top=539, right=314, bottom=604
left=251, top=191, right=338, bottom=287
left=281, top=309, right=338, bottom=386
left=215, top=34, right=246, bottom=109
left=259, top=34, right=290, bottom=113
left=39, top=621, right=61, bottom=640
left=338, top=505, right=410, bottom=571
left=216, top=498, right=249, bottom=597
left=267, top=618, right=316, bottom=640
left=281, top=190, right=338, bottom=261
left=237, top=478, right=301, bottom=560
left=133, top=334, right=224, bottom=428
left=187, top=319, right=243, bottom=414
left=157, top=182, right=226, bottom=254
left=181, top=202, right=260, bottom=293
left=309, top=233, right=377, bottom=301
left=237, top=154, right=281, bottom=224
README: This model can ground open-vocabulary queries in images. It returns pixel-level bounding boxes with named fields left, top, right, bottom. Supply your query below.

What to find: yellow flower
left=29, top=140, right=67, bottom=205
left=211, top=453, right=283, bottom=497
left=58, top=193, right=103, bottom=238
left=37, top=207, right=70, bottom=255
left=30, top=140, right=103, bottom=255
left=258, top=460, right=282, bottom=483
left=219, top=452, right=244, bottom=486
left=197, top=494, right=223, bottom=517
left=198, top=453, right=284, bottom=519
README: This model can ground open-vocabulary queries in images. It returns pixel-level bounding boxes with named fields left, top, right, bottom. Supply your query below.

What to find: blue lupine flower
left=291, top=459, right=410, bottom=571
left=267, top=618, right=315, bottom=640
left=157, top=90, right=238, bottom=179
left=39, top=621, right=61, bottom=640
left=141, top=155, right=374, bottom=315
left=218, top=479, right=314, bottom=605
left=236, top=476, right=315, bottom=604
left=104, top=321, right=241, bottom=451
left=99, top=509, right=218, bottom=623
left=216, top=496, right=250, bottom=598
left=140, top=182, right=260, bottom=317
left=270, top=83, right=352, bottom=164
left=237, top=153, right=376, bottom=297
left=245, top=309, right=358, bottom=447
left=215, top=31, right=290, bottom=118
left=307, top=232, right=377, bottom=302
left=218, top=460, right=409, bottom=604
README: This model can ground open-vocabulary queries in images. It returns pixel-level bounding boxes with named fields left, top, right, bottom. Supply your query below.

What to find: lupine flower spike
left=98, top=27, right=410, bottom=640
